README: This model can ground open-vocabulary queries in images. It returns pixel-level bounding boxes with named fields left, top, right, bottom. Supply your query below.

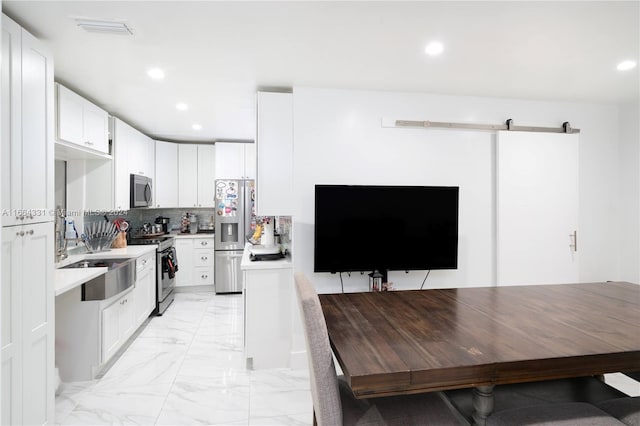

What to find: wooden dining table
left=319, top=281, right=640, bottom=425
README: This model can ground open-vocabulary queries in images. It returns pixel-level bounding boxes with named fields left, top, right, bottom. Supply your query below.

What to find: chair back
left=294, top=273, right=342, bottom=426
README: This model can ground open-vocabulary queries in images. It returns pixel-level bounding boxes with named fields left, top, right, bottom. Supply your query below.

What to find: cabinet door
left=155, top=141, right=178, bottom=208
left=214, top=142, right=245, bottom=179
left=119, top=293, right=135, bottom=341
left=256, top=92, right=293, bottom=216
left=178, top=145, right=198, bottom=207
left=1, top=228, right=23, bottom=426
left=21, top=28, right=54, bottom=225
left=197, top=145, right=216, bottom=207
left=140, top=134, right=155, bottom=184
left=112, top=118, right=130, bottom=210
left=174, top=239, right=194, bottom=286
left=82, top=101, right=109, bottom=154
left=101, top=301, right=120, bottom=363
left=2, top=16, right=22, bottom=228
left=134, top=257, right=155, bottom=326
left=56, top=84, right=84, bottom=145
left=21, top=223, right=55, bottom=425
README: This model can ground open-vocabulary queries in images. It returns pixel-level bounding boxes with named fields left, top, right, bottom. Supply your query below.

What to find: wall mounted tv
left=314, top=185, right=459, bottom=275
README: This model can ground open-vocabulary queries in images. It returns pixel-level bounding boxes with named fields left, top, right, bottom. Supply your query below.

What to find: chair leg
left=313, top=409, right=317, bottom=426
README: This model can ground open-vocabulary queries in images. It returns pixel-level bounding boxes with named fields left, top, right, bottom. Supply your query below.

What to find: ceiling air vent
left=75, top=18, right=133, bottom=35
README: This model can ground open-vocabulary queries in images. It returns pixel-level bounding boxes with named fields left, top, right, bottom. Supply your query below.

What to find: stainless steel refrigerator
left=214, top=179, right=256, bottom=293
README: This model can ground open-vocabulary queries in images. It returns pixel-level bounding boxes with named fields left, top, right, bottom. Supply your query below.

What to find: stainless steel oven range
left=127, top=235, right=176, bottom=315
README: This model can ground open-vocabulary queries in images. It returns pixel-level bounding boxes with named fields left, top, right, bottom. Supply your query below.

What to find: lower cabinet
left=243, top=266, right=293, bottom=369
left=101, top=290, right=135, bottom=363
left=175, top=236, right=214, bottom=287
left=55, top=251, right=156, bottom=382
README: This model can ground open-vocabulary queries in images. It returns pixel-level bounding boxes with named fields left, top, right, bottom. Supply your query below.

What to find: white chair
left=294, top=272, right=462, bottom=426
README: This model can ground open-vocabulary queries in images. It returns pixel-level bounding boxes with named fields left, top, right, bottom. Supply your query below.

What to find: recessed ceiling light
left=192, top=124, right=202, bottom=131
left=425, top=41, right=444, bottom=56
left=147, top=68, right=165, bottom=80
left=617, top=60, right=637, bottom=71
left=176, top=103, right=188, bottom=111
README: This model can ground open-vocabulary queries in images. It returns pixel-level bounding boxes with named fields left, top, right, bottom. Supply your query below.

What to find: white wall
left=619, top=100, right=640, bottom=283
left=291, top=87, right=622, bottom=294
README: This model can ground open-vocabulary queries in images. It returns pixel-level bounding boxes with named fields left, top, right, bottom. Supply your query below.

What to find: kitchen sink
left=63, top=258, right=135, bottom=301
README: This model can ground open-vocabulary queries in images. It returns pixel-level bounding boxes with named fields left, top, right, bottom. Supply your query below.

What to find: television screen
left=314, top=185, right=459, bottom=273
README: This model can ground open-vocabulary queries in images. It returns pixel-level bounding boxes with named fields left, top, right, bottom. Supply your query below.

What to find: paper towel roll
left=262, top=221, right=275, bottom=246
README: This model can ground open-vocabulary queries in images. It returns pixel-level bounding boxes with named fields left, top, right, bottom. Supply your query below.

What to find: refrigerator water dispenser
left=220, top=222, right=239, bottom=243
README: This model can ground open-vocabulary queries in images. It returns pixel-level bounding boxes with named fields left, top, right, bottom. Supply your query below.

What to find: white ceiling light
left=617, top=60, right=637, bottom=71
left=75, top=18, right=133, bottom=35
left=425, top=41, right=444, bottom=56
left=192, top=124, right=203, bottom=131
left=147, top=68, right=165, bottom=80
left=176, top=103, right=188, bottom=111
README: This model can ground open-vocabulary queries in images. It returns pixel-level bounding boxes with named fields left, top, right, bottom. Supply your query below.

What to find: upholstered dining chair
left=597, top=396, right=640, bottom=426
left=294, top=272, right=463, bottom=426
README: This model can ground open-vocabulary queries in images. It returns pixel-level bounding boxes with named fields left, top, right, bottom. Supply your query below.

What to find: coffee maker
left=154, top=216, right=171, bottom=234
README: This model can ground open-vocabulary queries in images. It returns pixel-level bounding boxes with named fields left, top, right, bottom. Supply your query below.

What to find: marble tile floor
left=55, top=290, right=313, bottom=425
left=55, top=290, right=639, bottom=425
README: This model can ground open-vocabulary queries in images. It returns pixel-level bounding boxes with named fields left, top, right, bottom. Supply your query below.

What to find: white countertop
left=54, top=245, right=157, bottom=297
left=241, top=243, right=293, bottom=271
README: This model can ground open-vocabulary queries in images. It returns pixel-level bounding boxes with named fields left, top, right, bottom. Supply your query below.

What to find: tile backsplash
left=83, top=209, right=293, bottom=255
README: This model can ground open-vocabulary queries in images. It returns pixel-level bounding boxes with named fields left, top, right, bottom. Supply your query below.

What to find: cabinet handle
left=16, top=231, right=25, bottom=237
left=201, top=274, right=208, bottom=279
left=201, top=241, right=208, bottom=246
left=27, top=229, right=34, bottom=235
left=16, top=215, right=24, bottom=221
left=201, top=256, right=208, bottom=261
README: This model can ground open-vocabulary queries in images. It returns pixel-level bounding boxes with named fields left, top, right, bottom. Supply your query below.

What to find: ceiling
left=3, top=1, right=639, bottom=143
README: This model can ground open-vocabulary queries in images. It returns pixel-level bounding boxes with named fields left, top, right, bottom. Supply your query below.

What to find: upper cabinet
left=215, top=142, right=255, bottom=180
left=155, top=140, right=179, bottom=208
left=56, top=83, right=110, bottom=155
left=255, top=92, right=293, bottom=216
left=2, top=14, right=55, bottom=228
left=112, top=118, right=155, bottom=210
left=178, top=144, right=216, bottom=208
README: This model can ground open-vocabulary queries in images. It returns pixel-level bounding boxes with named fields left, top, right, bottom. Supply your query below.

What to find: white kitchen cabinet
left=178, top=144, right=198, bottom=207
left=112, top=117, right=155, bottom=209
left=256, top=92, right=294, bottom=216
left=175, top=236, right=214, bottom=287
left=197, top=145, right=216, bottom=207
left=215, top=142, right=256, bottom=180
left=134, top=251, right=156, bottom=325
left=178, top=144, right=216, bottom=208
left=55, top=250, right=155, bottom=382
left=1, top=14, right=54, bottom=228
left=101, top=288, right=135, bottom=363
left=155, top=140, right=179, bottom=208
left=2, top=222, right=55, bottom=425
left=175, top=238, right=194, bottom=287
left=56, top=83, right=110, bottom=154
left=1, top=15, right=55, bottom=425
left=243, top=266, right=293, bottom=369
left=112, top=118, right=130, bottom=210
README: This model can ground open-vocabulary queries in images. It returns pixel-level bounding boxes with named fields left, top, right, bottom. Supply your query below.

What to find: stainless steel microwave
left=130, top=174, right=153, bottom=208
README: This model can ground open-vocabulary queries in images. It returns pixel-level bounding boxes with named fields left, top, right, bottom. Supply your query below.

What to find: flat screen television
left=314, top=185, right=459, bottom=274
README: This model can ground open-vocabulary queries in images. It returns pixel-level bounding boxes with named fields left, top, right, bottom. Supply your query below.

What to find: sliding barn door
left=497, top=131, right=579, bottom=286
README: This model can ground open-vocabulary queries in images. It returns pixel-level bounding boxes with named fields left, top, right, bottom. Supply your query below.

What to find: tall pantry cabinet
left=1, top=14, right=56, bottom=425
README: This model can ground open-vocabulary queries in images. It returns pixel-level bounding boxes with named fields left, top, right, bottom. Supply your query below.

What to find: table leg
left=472, top=385, right=495, bottom=426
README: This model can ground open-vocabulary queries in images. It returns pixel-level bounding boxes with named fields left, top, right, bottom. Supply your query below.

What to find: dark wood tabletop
left=319, top=282, right=640, bottom=399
